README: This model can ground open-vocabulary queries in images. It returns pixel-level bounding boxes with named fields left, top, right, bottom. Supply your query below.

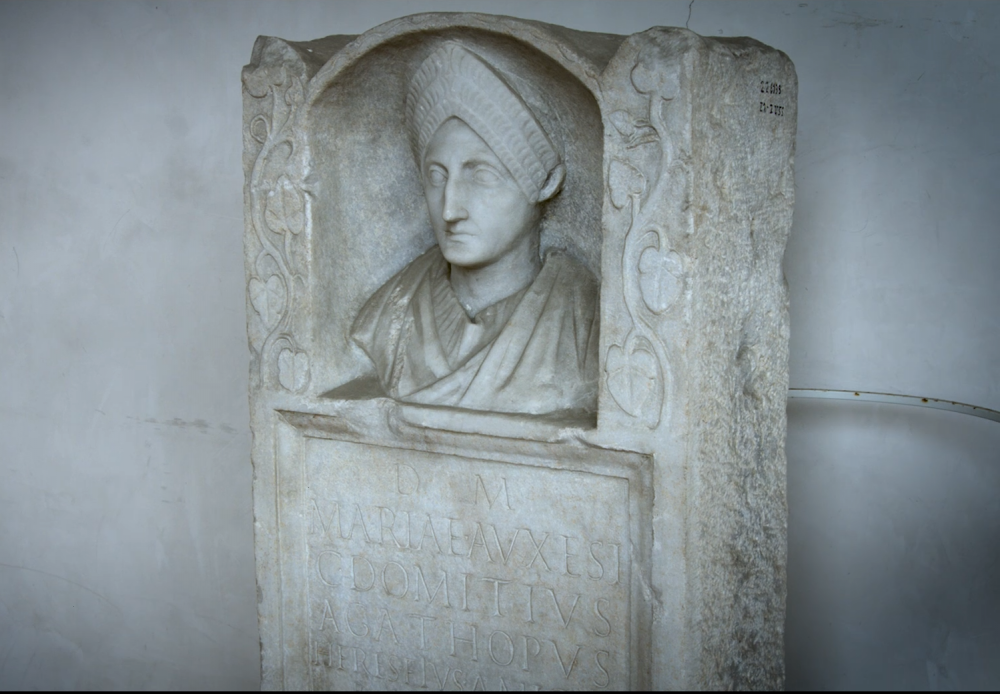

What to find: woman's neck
left=449, top=234, right=541, bottom=317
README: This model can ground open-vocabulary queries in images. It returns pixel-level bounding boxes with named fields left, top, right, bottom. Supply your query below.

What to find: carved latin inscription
left=302, top=439, right=634, bottom=690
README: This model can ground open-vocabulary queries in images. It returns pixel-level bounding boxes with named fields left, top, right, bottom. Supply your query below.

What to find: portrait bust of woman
left=349, top=41, right=599, bottom=416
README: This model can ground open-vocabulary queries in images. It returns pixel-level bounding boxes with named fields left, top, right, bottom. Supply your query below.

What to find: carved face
left=421, top=118, right=541, bottom=269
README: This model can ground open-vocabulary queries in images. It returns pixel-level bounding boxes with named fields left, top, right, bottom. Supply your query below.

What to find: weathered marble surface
left=243, top=12, right=795, bottom=690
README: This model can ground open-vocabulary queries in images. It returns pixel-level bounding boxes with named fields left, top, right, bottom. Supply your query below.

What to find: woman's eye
left=472, top=167, right=501, bottom=186
left=426, top=168, right=446, bottom=186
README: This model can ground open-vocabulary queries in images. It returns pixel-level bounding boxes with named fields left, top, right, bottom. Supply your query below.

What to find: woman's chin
left=441, top=244, right=486, bottom=268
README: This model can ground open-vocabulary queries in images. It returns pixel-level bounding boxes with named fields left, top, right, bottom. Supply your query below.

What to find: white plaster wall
left=0, top=0, right=996, bottom=689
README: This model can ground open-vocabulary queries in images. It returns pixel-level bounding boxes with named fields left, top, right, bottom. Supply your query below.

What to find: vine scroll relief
left=604, top=54, right=687, bottom=430
left=243, top=61, right=314, bottom=394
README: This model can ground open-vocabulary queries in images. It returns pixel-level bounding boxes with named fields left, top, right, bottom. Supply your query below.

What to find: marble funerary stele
left=242, top=12, right=796, bottom=691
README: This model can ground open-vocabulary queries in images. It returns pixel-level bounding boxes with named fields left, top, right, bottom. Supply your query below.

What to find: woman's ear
left=537, top=163, right=566, bottom=202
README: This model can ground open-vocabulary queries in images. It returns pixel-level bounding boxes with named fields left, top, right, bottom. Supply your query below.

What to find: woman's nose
left=442, top=180, right=468, bottom=223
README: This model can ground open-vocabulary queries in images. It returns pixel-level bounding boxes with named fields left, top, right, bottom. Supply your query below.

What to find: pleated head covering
left=405, top=42, right=562, bottom=203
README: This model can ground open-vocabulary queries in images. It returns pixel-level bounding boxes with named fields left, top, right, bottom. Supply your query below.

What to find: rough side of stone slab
left=685, top=35, right=795, bottom=690
left=592, top=26, right=794, bottom=688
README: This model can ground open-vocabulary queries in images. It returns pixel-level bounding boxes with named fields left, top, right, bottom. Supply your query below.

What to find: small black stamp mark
left=758, top=80, right=784, bottom=117
left=759, top=101, right=784, bottom=117
left=760, top=80, right=782, bottom=95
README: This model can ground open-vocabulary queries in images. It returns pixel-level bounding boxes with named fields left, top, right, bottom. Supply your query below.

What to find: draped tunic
left=350, top=247, right=599, bottom=415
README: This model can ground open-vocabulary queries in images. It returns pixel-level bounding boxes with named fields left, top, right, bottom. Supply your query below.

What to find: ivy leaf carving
left=264, top=175, right=305, bottom=236
left=631, top=60, right=681, bottom=101
left=241, top=64, right=287, bottom=98
left=249, top=275, right=285, bottom=330
left=278, top=348, right=310, bottom=392
left=638, top=247, right=684, bottom=314
left=605, top=341, right=661, bottom=424
left=609, top=159, right=646, bottom=209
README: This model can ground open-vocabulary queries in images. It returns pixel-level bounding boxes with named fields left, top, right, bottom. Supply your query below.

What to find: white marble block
left=242, top=12, right=796, bottom=690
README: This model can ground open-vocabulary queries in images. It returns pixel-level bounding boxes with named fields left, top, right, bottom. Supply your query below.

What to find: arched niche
left=303, top=27, right=605, bottom=392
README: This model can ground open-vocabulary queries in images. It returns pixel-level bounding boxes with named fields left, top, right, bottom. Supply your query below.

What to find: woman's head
left=405, top=42, right=565, bottom=268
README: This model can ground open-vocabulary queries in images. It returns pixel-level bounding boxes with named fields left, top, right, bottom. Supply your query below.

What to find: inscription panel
left=297, top=437, right=638, bottom=691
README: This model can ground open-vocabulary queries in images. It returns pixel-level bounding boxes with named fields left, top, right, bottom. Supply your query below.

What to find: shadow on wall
left=785, top=398, right=1000, bottom=690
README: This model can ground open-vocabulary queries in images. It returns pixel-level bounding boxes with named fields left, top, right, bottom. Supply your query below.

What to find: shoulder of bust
left=541, top=248, right=599, bottom=295
left=352, top=246, right=444, bottom=340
